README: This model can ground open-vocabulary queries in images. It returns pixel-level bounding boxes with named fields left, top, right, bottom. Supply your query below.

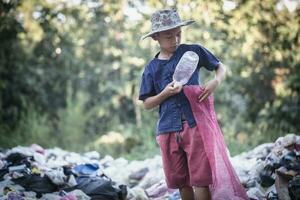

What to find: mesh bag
left=183, top=85, right=249, bottom=200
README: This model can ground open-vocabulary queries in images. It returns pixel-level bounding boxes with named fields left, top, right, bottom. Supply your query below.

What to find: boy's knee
left=194, top=186, right=211, bottom=200
left=179, top=186, right=195, bottom=200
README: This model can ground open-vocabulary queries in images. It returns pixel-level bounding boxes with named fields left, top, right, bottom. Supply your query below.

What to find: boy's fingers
left=170, top=80, right=175, bottom=86
left=199, top=95, right=206, bottom=102
left=198, top=94, right=203, bottom=100
left=198, top=89, right=207, bottom=99
left=174, top=85, right=180, bottom=90
left=199, top=92, right=209, bottom=102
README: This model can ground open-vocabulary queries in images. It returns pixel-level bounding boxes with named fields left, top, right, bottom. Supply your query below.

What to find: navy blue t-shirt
left=139, top=44, right=220, bottom=135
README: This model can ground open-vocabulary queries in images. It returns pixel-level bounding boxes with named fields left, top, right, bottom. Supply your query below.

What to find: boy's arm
left=143, top=81, right=182, bottom=109
left=215, top=62, right=226, bottom=84
left=198, top=63, right=226, bottom=102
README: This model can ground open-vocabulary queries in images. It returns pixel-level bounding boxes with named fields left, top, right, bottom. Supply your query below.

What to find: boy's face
left=153, top=27, right=182, bottom=54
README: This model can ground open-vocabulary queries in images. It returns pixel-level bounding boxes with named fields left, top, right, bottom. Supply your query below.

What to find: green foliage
left=87, top=122, right=159, bottom=160
left=0, top=82, right=99, bottom=152
left=55, top=89, right=100, bottom=152
left=0, top=105, right=53, bottom=148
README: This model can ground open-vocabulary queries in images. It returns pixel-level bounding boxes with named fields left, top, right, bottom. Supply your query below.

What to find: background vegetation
left=0, top=0, right=299, bottom=159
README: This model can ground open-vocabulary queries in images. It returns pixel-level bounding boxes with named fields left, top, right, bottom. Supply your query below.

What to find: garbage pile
left=0, top=146, right=127, bottom=200
left=0, top=133, right=299, bottom=200
left=231, top=134, right=300, bottom=200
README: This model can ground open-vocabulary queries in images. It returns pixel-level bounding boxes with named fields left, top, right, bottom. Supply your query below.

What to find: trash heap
left=0, top=133, right=299, bottom=200
left=231, top=134, right=300, bottom=200
left=0, top=146, right=127, bottom=200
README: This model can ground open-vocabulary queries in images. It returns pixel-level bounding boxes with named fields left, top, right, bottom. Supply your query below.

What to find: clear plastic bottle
left=173, top=51, right=199, bottom=87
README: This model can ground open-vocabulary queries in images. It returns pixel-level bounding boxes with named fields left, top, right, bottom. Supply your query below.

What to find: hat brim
left=141, top=20, right=195, bottom=40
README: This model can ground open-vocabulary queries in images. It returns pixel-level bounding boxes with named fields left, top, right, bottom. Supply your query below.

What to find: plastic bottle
left=173, top=51, right=199, bottom=87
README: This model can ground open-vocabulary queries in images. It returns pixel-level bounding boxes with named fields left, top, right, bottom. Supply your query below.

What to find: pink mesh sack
left=183, top=85, right=249, bottom=200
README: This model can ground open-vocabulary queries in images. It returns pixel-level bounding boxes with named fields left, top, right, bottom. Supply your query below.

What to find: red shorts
left=156, top=121, right=212, bottom=189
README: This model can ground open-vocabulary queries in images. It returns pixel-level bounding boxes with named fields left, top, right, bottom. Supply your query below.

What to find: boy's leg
left=179, top=186, right=195, bottom=200
left=156, top=133, right=191, bottom=189
left=194, top=186, right=211, bottom=200
left=179, top=122, right=212, bottom=200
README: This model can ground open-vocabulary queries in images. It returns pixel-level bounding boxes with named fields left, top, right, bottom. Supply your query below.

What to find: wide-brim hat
left=141, top=8, right=195, bottom=40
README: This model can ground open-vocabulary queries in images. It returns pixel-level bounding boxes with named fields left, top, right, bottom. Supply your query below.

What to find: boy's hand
left=162, top=81, right=183, bottom=97
left=198, top=78, right=220, bottom=102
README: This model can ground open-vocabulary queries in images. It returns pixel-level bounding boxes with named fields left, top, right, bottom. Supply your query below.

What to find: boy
left=139, top=8, right=226, bottom=200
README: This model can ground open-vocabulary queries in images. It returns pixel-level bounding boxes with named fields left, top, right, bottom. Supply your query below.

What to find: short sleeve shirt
left=139, top=44, right=220, bottom=135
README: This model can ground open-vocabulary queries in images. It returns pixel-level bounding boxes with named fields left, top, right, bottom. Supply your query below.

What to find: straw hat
left=141, top=8, right=195, bottom=40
